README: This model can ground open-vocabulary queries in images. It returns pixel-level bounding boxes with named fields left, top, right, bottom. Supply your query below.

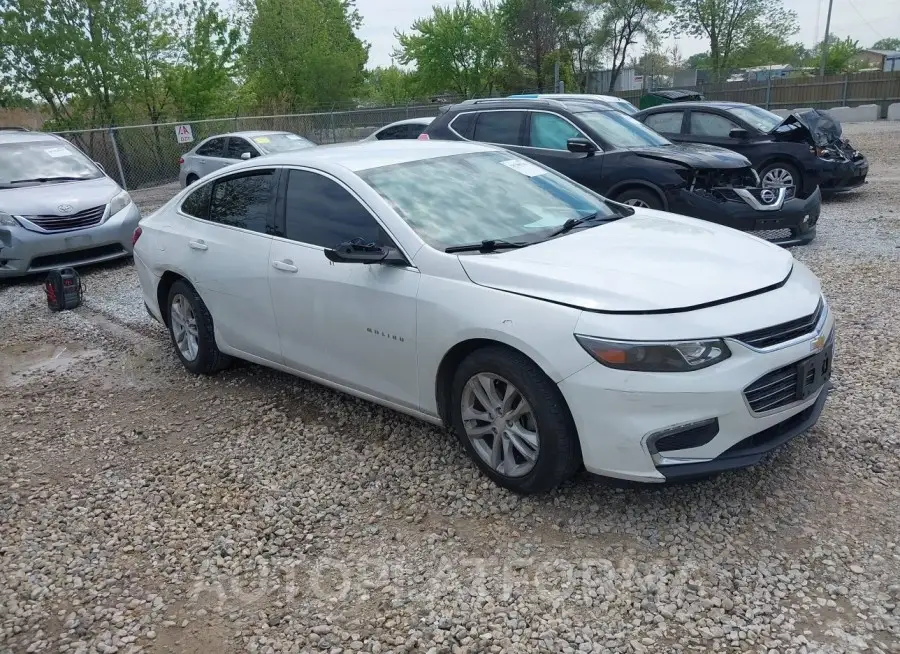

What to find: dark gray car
left=178, top=131, right=316, bottom=186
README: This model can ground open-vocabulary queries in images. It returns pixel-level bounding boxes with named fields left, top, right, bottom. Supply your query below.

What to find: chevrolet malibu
left=133, top=140, right=835, bottom=494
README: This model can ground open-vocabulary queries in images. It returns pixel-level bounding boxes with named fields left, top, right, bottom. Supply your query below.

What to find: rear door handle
left=189, top=239, right=208, bottom=251
left=272, top=259, right=298, bottom=273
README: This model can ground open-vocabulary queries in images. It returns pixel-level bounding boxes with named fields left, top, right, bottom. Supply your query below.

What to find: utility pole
left=818, top=0, right=834, bottom=77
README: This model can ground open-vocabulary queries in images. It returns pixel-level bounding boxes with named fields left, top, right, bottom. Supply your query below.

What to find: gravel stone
left=1, top=121, right=899, bottom=653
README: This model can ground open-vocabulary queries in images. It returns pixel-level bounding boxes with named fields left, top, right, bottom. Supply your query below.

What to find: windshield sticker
left=253, top=136, right=271, bottom=144
left=500, top=159, right=547, bottom=177
left=45, top=147, right=72, bottom=158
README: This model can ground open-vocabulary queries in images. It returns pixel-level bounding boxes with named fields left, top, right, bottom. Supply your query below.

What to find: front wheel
left=758, top=161, right=801, bottom=190
left=166, top=279, right=231, bottom=375
left=613, top=187, right=663, bottom=210
left=449, top=347, right=581, bottom=494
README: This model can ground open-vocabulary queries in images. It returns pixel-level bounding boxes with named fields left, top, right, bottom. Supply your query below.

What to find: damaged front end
left=773, top=109, right=866, bottom=164
left=667, top=165, right=820, bottom=248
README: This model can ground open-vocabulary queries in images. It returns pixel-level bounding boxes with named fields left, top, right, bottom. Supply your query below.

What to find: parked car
left=421, top=98, right=821, bottom=246
left=362, top=117, right=434, bottom=141
left=633, top=102, right=869, bottom=196
left=0, top=128, right=141, bottom=277
left=508, top=93, right=639, bottom=115
left=134, top=140, right=834, bottom=493
left=179, top=131, right=316, bottom=186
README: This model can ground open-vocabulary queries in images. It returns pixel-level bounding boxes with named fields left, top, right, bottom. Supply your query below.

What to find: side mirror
left=324, top=239, right=407, bottom=266
left=729, top=128, right=749, bottom=140
left=567, top=137, right=598, bottom=155
left=240, top=152, right=252, bottom=160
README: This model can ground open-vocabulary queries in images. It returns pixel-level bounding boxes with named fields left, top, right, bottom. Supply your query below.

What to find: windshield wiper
left=9, top=176, right=88, bottom=184
left=549, top=212, right=620, bottom=237
left=445, top=239, right=531, bottom=254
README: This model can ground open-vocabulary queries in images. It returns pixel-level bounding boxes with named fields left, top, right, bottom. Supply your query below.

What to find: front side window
left=529, top=112, right=584, bottom=150
left=574, top=109, right=671, bottom=148
left=472, top=111, right=525, bottom=146
left=226, top=138, right=256, bottom=159
left=644, top=111, right=684, bottom=134
left=208, top=170, right=276, bottom=234
left=690, top=112, right=741, bottom=137
left=0, top=140, right=103, bottom=188
left=282, top=169, right=384, bottom=248
left=358, top=151, right=619, bottom=250
left=727, top=105, right=784, bottom=133
left=376, top=125, right=406, bottom=140
left=196, top=138, right=226, bottom=157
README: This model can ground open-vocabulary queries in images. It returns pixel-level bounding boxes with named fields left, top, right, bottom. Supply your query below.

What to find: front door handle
left=189, top=239, right=208, bottom=251
left=272, top=259, right=298, bottom=273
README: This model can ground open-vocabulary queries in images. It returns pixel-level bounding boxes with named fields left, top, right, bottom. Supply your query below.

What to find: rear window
left=0, top=140, right=103, bottom=188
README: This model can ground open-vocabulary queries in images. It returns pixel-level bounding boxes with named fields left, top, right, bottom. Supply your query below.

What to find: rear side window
left=449, top=112, right=475, bottom=137
left=208, top=170, right=276, bottom=234
left=376, top=124, right=407, bottom=140
left=196, top=138, right=226, bottom=157
left=644, top=111, right=684, bottom=134
left=473, top=111, right=525, bottom=145
left=181, top=183, right=212, bottom=219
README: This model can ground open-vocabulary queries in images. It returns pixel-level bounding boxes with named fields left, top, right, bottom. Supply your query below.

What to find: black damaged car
left=422, top=98, right=821, bottom=246
left=633, top=101, right=868, bottom=196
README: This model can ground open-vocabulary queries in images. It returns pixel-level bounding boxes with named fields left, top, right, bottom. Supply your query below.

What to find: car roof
left=380, top=117, right=434, bottom=127
left=225, top=139, right=498, bottom=173
left=518, top=93, right=632, bottom=104
left=450, top=98, right=615, bottom=113
left=0, top=130, right=63, bottom=145
left=201, top=130, right=294, bottom=141
left=642, top=101, right=750, bottom=111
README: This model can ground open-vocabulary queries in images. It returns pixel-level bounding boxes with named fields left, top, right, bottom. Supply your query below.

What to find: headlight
left=575, top=335, right=731, bottom=372
left=0, top=211, right=20, bottom=227
left=109, top=190, right=132, bottom=216
left=811, top=145, right=843, bottom=160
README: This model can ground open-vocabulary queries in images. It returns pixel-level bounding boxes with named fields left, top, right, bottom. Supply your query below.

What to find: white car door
left=171, top=168, right=283, bottom=363
left=267, top=167, right=421, bottom=410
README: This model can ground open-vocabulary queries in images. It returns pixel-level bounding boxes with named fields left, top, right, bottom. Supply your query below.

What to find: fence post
left=108, top=128, right=128, bottom=191
left=765, top=75, right=772, bottom=109
left=841, top=74, right=849, bottom=105
left=329, top=104, right=337, bottom=143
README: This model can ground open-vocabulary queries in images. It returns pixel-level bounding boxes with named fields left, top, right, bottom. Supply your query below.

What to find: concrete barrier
left=823, top=104, right=879, bottom=123
left=887, top=103, right=900, bottom=120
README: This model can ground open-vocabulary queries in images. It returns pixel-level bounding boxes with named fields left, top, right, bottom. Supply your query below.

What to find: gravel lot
left=2, top=122, right=899, bottom=654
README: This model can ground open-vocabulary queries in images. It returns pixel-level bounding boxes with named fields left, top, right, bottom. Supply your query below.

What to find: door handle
left=189, top=239, right=208, bottom=251
left=272, top=259, right=298, bottom=273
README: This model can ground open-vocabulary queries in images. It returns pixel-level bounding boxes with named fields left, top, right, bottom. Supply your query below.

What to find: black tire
left=758, top=161, right=801, bottom=190
left=613, top=187, right=663, bottom=210
left=185, top=173, right=199, bottom=186
left=449, top=346, right=581, bottom=494
left=166, top=279, right=231, bottom=375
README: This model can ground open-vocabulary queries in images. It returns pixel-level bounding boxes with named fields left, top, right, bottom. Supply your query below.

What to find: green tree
left=499, top=0, right=576, bottom=91
left=130, top=1, right=175, bottom=124
left=363, top=66, right=421, bottom=104
left=394, top=1, right=505, bottom=97
left=729, top=27, right=808, bottom=69
left=603, top=0, right=670, bottom=92
left=811, top=34, right=862, bottom=75
left=669, top=0, right=798, bottom=81
left=244, top=0, right=369, bottom=110
left=561, top=0, right=607, bottom=91
left=871, top=38, right=900, bottom=51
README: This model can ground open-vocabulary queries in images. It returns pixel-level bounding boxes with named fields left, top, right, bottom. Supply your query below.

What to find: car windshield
left=251, top=133, right=316, bottom=154
left=608, top=99, right=638, bottom=115
left=575, top=110, right=671, bottom=148
left=358, top=150, right=620, bottom=250
left=0, top=140, right=102, bottom=187
left=727, top=105, right=784, bottom=133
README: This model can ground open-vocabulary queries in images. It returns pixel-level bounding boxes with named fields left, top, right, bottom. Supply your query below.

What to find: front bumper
left=0, top=203, right=142, bottom=278
left=812, top=155, right=868, bottom=193
left=667, top=186, right=821, bottom=247
left=558, top=313, right=835, bottom=483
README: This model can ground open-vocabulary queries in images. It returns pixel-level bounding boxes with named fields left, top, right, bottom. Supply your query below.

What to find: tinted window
left=473, top=111, right=525, bottom=145
left=208, top=170, right=276, bottom=234
left=403, top=123, right=427, bottom=138
left=728, top=105, right=783, bottom=132
left=376, top=125, right=407, bottom=140
left=283, top=169, right=384, bottom=247
left=690, top=112, right=740, bottom=137
left=226, top=138, right=256, bottom=159
left=529, top=112, right=584, bottom=150
left=644, top=111, right=684, bottom=134
left=196, top=138, right=226, bottom=157
left=181, top=182, right=212, bottom=219
left=450, top=112, right=475, bottom=137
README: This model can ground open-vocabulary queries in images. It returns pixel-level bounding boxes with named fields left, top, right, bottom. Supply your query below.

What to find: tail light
left=132, top=226, right=142, bottom=246
left=178, top=157, right=184, bottom=165
left=417, top=133, right=430, bottom=141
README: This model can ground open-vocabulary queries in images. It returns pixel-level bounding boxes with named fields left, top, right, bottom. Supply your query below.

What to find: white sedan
left=133, top=140, right=834, bottom=494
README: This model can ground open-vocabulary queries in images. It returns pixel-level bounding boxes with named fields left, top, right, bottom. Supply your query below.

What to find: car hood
left=624, top=142, right=751, bottom=169
left=456, top=210, right=794, bottom=313
left=771, top=109, right=842, bottom=147
left=0, top=176, right=121, bottom=215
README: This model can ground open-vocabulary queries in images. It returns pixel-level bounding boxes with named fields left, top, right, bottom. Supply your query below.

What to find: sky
left=353, top=0, right=900, bottom=69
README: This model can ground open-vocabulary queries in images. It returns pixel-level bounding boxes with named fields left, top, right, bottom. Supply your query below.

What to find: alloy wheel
left=762, top=167, right=794, bottom=188
left=460, top=373, right=540, bottom=478
left=622, top=198, right=651, bottom=208
left=170, top=294, right=200, bottom=361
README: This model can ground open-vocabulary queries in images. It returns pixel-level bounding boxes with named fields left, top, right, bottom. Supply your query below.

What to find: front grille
left=752, top=228, right=792, bottom=241
left=743, top=362, right=809, bottom=412
left=28, top=205, right=106, bottom=231
left=732, top=299, right=824, bottom=349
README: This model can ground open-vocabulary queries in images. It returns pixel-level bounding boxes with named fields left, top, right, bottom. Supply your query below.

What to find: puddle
left=0, top=343, right=104, bottom=387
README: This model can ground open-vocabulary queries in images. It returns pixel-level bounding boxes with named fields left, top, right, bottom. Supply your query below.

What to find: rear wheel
left=758, top=161, right=800, bottom=189
left=614, top=187, right=663, bottom=210
left=166, top=279, right=231, bottom=375
left=449, top=347, right=581, bottom=494
left=185, top=173, right=199, bottom=186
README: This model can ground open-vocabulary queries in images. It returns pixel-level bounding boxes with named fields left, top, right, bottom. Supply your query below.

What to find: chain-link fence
left=52, top=103, right=449, bottom=192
